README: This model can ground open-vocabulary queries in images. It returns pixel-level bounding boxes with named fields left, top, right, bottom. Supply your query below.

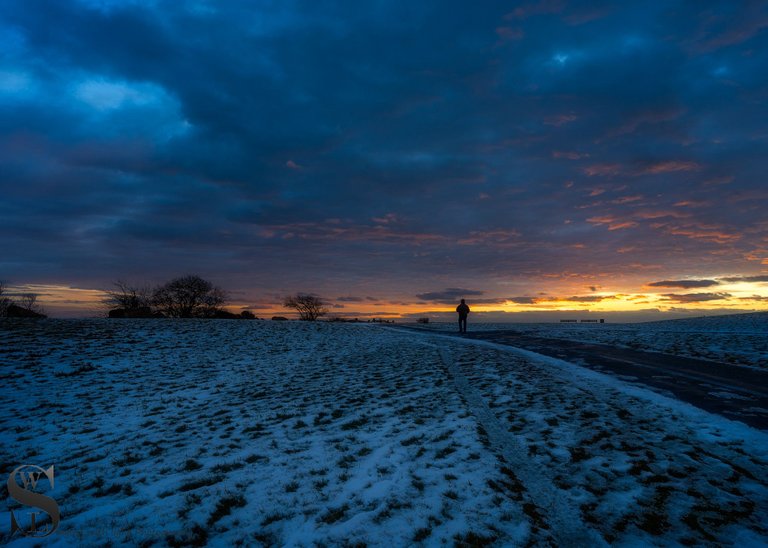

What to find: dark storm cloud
left=336, top=296, right=365, bottom=302
left=508, top=297, right=538, bottom=305
left=661, top=292, right=732, bottom=303
left=1, top=0, right=767, bottom=311
left=416, top=288, right=485, bottom=302
left=648, top=280, right=720, bottom=289
left=720, top=275, right=768, bottom=283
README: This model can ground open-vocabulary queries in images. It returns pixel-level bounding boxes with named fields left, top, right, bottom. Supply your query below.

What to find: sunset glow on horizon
left=8, top=276, right=767, bottom=321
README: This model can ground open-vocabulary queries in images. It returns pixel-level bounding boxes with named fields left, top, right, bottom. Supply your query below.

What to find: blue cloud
left=1, top=0, right=767, bottom=312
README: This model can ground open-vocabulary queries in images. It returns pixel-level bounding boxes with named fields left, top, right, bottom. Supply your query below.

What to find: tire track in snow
left=430, top=344, right=606, bottom=547
left=399, top=327, right=764, bottom=437
left=395, top=328, right=768, bottom=545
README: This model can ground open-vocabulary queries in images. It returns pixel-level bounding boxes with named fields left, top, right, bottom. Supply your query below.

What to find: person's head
left=460, top=299, right=465, bottom=304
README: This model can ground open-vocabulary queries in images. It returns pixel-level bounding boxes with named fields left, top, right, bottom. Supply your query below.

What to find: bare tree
left=283, top=293, right=327, bottom=321
left=152, top=275, right=227, bottom=318
left=103, top=280, right=152, bottom=311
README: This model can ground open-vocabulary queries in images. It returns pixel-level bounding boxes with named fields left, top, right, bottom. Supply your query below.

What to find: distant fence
left=560, top=319, right=605, bottom=323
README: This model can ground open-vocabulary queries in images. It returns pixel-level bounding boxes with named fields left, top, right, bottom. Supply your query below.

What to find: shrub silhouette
left=0, top=282, right=47, bottom=318
left=0, top=282, right=10, bottom=317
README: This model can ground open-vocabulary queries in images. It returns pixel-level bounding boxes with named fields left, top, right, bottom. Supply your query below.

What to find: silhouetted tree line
left=0, top=282, right=47, bottom=318
left=2, top=277, right=337, bottom=321
left=107, top=277, right=334, bottom=321
left=105, top=275, right=255, bottom=319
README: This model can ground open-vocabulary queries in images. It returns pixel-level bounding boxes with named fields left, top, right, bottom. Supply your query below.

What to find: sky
left=1, top=0, right=768, bottom=320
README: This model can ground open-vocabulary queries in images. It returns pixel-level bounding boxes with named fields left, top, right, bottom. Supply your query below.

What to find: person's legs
left=459, top=317, right=467, bottom=333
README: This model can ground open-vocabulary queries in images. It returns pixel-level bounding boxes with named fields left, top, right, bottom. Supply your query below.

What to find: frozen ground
left=1, top=319, right=767, bottom=546
left=414, top=312, right=768, bottom=369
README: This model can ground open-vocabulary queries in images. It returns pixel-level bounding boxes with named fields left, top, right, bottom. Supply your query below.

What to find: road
left=400, top=326, right=768, bottom=430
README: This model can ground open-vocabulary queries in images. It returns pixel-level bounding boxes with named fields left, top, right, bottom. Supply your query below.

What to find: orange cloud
left=583, top=161, right=700, bottom=178
left=634, top=209, right=691, bottom=220
left=457, top=229, right=521, bottom=246
left=611, top=195, right=643, bottom=204
left=587, top=216, right=638, bottom=231
left=640, top=161, right=700, bottom=174
left=674, top=200, right=709, bottom=208
left=606, top=107, right=684, bottom=137
left=664, top=225, right=741, bottom=244
left=583, top=164, right=621, bottom=177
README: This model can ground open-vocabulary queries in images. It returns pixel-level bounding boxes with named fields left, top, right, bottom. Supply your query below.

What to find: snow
left=1, top=319, right=767, bottom=546
left=415, top=311, right=768, bottom=369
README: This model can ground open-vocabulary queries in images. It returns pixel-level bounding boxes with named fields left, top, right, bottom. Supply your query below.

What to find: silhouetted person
left=456, top=299, right=470, bottom=333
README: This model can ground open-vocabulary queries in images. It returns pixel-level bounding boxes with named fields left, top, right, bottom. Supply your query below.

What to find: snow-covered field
left=1, top=319, right=768, bottom=546
left=416, top=312, right=768, bottom=369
